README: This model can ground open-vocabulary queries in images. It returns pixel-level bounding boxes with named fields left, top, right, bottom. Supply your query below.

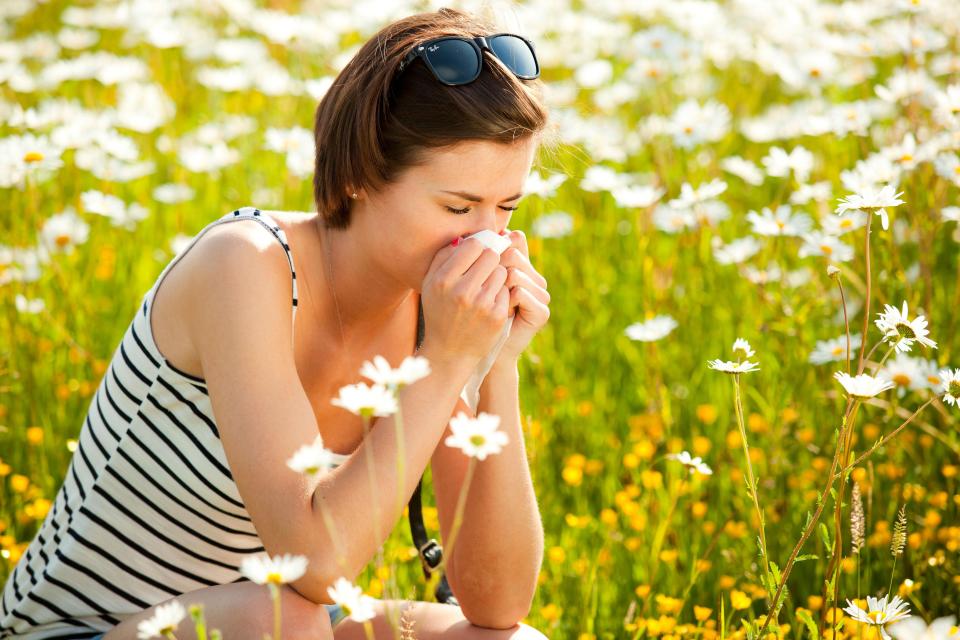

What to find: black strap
left=408, top=296, right=459, bottom=606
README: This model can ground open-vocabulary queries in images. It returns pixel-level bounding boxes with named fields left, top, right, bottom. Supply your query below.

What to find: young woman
left=1, top=7, right=553, bottom=639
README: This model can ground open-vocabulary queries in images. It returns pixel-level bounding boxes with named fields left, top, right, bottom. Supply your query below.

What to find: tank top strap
left=224, top=207, right=299, bottom=342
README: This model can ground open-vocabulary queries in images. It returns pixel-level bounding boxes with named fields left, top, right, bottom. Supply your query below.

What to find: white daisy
left=137, top=600, right=186, bottom=639
left=359, top=354, right=430, bottom=389
left=625, top=315, right=678, bottom=342
left=939, top=368, right=960, bottom=407
left=531, top=211, right=574, bottom=238
left=611, top=184, right=665, bottom=209
left=888, top=614, right=960, bottom=640
left=798, top=231, right=854, bottom=262
left=326, top=576, right=377, bottom=623
left=746, top=205, right=813, bottom=237
left=808, top=334, right=863, bottom=365
left=40, top=207, right=89, bottom=255
left=843, top=595, right=912, bottom=640
left=761, top=145, right=814, bottom=183
left=524, top=170, right=567, bottom=198
left=668, top=178, right=727, bottom=209
left=834, top=371, right=895, bottom=399
left=330, top=382, right=397, bottom=418
left=707, top=359, right=760, bottom=374
left=239, top=553, right=308, bottom=585
left=286, top=435, right=338, bottom=476
left=883, top=353, right=934, bottom=395
left=713, top=236, right=762, bottom=265
left=667, top=451, right=713, bottom=475
left=942, top=206, right=960, bottom=223
left=444, top=411, right=509, bottom=461
left=732, top=338, right=755, bottom=359
left=874, top=301, right=937, bottom=353
left=835, top=184, right=905, bottom=231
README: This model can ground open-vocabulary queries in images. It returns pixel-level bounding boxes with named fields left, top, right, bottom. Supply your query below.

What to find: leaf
left=819, top=522, right=831, bottom=549
left=796, top=609, right=819, bottom=640
left=795, top=554, right=818, bottom=563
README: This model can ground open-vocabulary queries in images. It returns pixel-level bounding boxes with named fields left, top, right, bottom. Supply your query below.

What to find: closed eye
left=446, top=205, right=519, bottom=215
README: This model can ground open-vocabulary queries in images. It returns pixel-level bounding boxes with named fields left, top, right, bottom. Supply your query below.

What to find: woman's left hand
left=493, top=228, right=550, bottom=364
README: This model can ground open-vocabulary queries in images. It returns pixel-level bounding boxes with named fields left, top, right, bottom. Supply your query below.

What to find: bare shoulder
left=180, top=218, right=295, bottom=352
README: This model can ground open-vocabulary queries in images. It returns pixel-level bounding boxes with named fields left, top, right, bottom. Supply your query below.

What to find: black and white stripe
left=0, top=209, right=350, bottom=638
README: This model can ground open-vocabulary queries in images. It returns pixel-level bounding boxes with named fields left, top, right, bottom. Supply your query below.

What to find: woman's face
left=353, top=137, right=539, bottom=291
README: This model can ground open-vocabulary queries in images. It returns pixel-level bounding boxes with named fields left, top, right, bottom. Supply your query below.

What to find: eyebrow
left=439, top=190, right=524, bottom=203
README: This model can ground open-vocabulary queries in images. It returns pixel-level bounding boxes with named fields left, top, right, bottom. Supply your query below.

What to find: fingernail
left=499, top=230, right=508, bottom=236
left=451, top=237, right=461, bottom=247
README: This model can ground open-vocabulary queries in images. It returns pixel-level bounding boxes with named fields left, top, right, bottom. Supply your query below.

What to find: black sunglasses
left=397, top=33, right=540, bottom=86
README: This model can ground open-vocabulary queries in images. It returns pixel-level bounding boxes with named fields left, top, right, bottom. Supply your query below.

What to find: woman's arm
left=429, top=358, right=544, bottom=629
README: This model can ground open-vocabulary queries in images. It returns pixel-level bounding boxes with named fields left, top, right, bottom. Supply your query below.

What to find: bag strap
left=408, top=296, right=459, bottom=606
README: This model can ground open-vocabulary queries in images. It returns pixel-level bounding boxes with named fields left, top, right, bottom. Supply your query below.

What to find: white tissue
left=459, top=229, right=515, bottom=413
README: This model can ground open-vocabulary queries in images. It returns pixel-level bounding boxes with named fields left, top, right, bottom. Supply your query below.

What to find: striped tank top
left=1, top=207, right=421, bottom=638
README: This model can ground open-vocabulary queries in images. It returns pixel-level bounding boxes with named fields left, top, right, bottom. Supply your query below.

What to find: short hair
left=312, top=7, right=553, bottom=229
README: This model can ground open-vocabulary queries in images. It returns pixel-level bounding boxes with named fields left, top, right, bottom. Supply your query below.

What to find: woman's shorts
left=90, top=603, right=347, bottom=638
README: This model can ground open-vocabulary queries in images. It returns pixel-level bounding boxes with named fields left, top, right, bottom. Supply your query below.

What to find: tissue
left=459, top=229, right=515, bottom=413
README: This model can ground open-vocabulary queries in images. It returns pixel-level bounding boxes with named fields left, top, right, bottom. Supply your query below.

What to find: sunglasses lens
left=424, top=39, right=480, bottom=84
left=489, top=35, right=539, bottom=78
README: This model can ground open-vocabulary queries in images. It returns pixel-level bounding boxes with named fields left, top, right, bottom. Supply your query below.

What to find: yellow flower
left=656, top=595, right=682, bottom=615
left=600, top=508, right=618, bottom=526
left=633, top=439, right=656, bottom=460
left=547, top=546, right=566, bottom=565
left=9, top=475, right=29, bottom=493
left=659, top=549, right=678, bottom=563
left=807, top=595, right=823, bottom=611
left=623, top=453, right=639, bottom=469
left=635, top=584, right=651, bottom=599
left=730, top=590, right=752, bottom=610
left=565, top=513, right=590, bottom=528
left=694, top=606, right=713, bottom=622
left=566, top=453, right=586, bottom=469
left=26, top=427, right=44, bottom=445
left=540, top=603, right=561, bottom=622
left=696, top=404, right=718, bottom=424
left=562, top=466, right=583, bottom=486
left=641, top=470, right=663, bottom=489
left=692, top=436, right=712, bottom=456
left=691, top=501, right=708, bottom=518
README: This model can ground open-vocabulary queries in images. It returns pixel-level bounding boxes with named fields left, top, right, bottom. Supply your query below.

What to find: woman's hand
left=493, top=228, right=550, bottom=364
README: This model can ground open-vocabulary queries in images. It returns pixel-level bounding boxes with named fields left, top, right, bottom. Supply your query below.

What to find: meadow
left=2, top=0, right=959, bottom=638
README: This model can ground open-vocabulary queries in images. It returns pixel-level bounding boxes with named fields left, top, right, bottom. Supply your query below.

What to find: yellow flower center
left=895, top=322, right=916, bottom=339
left=24, top=151, right=44, bottom=163
left=892, top=373, right=911, bottom=387
left=899, top=154, right=912, bottom=163
left=948, top=380, right=960, bottom=396
left=56, top=234, right=71, bottom=247
left=820, top=244, right=833, bottom=254
left=470, top=435, right=487, bottom=447
left=266, top=571, right=283, bottom=584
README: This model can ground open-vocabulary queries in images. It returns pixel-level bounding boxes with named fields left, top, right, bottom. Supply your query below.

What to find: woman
left=1, top=7, right=553, bottom=639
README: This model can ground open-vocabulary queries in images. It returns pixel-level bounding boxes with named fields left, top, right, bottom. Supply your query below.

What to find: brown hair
left=312, top=7, right=553, bottom=229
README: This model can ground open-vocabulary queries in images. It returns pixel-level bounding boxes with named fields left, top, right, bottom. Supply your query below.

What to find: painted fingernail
left=499, top=230, right=508, bottom=236
left=451, top=237, right=461, bottom=247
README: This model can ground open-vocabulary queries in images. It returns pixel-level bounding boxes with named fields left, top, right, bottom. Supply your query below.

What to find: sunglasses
left=397, top=33, right=540, bottom=86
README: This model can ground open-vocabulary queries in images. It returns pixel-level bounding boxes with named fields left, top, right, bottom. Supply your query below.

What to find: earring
left=351, top=192, right=358, bottom=199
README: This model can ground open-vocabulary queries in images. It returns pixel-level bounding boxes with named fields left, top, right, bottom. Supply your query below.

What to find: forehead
left=410, top=138, right=537, bottom=186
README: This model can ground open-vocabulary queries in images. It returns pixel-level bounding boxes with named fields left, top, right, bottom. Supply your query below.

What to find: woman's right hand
left=419, top=236, right=511, bottom=368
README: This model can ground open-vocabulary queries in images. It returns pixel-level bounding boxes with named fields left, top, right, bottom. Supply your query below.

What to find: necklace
left=320, top=221, right=349, bottom=359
